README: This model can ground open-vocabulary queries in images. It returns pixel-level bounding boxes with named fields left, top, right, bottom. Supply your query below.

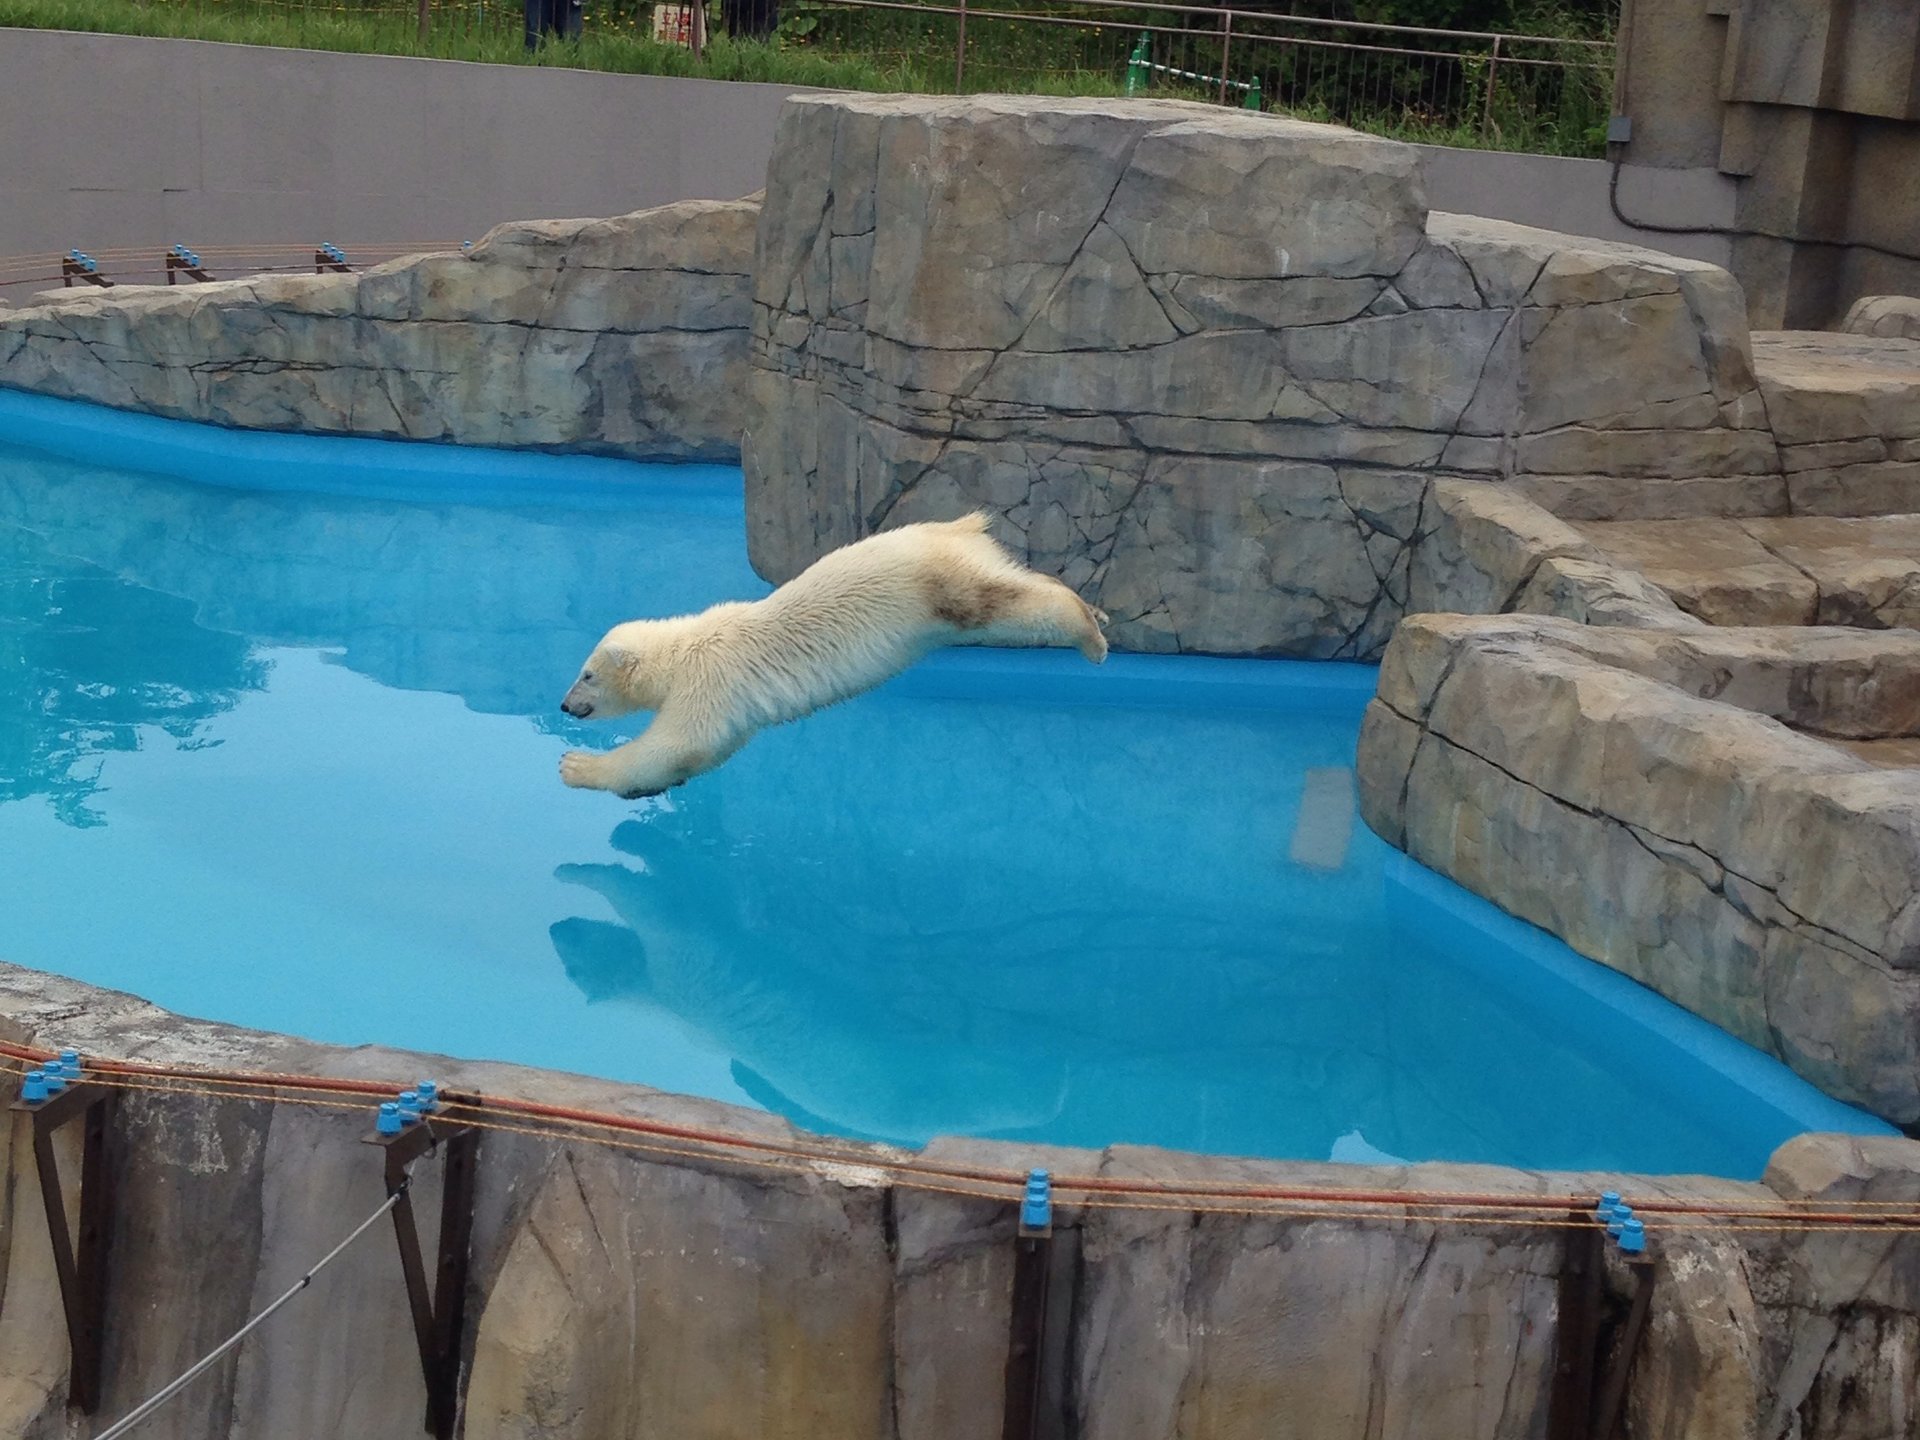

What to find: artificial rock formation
left=1357, top=612, right=1920, bottom=1124
left=0, top=197, right=760, bottom=461
left=742, top=93, right=1770, bottom=659
left=4, top=963, right=1920, bottom=1440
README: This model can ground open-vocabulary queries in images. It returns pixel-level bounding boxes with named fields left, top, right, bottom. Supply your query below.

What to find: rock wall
left=1753, top=332, right=1920, bottom=517
left=1357, top=613, right=1920, bottom=1124
left=4, top=962, right=1920, bottom=1440
left=0, top=197, right=760, bottom=462
left=742, top=93, right=1771, bottom=659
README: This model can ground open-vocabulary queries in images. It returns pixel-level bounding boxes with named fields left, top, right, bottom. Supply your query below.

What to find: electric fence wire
left=89, top=1174, right=413, bottom=1440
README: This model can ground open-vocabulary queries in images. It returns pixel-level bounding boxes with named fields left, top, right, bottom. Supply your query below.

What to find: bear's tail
left=949, top=510, right=994, bottom=534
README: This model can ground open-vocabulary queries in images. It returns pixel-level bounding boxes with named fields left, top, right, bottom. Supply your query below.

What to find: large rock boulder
left=744, top=94, right=1772, bottom=658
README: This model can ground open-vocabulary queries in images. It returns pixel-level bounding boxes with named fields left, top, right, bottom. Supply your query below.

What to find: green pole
left=1243, top=75, right=1262, bottom=111
left=1126, top=36, right=1148, bottom=96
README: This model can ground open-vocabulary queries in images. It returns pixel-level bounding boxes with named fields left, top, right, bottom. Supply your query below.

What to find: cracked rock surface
left=0, top=197, right=760, bottom=462
left=1357, top=612, right=1920, bottom=1124
left=743, top=93, right=1770, bottom=658
left=4, top=962, right=1920, bottom=1440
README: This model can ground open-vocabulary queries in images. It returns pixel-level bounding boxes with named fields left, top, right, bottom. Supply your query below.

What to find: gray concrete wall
left=1414, top=144, right=1735, bottom=268
left=0, top=29, right=801, bottom=282
left=0, top=29, right=1740, bottom=293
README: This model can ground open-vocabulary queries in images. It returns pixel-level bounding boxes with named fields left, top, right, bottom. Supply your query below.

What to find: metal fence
left=783, top=0, right=1614, bottom=152
left=53, top=0, right=1616, bottom=156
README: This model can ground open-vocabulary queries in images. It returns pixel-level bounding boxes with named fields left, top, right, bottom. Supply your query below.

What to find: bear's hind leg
left=970, top=575, right=1109, bottom=663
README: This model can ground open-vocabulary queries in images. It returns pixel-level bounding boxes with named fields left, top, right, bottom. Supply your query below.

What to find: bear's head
left=561, top=620, right=661, bottom=720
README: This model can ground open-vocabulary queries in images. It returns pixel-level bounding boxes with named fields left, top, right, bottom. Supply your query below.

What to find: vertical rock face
left=1355, top=613, right=1920, bottom=1125
left=4, top=964, right=1920, bottom=1440
left=744, top=93, right=1772, bottom=658
left=0, top=197, right=761, bottom=462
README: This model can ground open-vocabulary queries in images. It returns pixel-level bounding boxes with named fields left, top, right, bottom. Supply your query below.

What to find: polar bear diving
left=558, top=513, right=1110, bottom=799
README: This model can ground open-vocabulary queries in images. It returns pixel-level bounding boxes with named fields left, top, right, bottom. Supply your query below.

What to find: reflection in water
left=0, top=523, right=267, bottom=827
left=0, top=446, right=762, bottom=717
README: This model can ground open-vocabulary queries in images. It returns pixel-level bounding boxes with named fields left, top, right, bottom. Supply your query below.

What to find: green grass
left=0, top=0, right=1611, bottom=154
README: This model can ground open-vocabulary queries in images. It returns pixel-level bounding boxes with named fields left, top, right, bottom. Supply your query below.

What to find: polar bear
left=558, top=512, right=1108, bottom=799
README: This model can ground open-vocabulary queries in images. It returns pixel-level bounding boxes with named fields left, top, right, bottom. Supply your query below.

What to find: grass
left=0, top=0, right=1612, bottom=155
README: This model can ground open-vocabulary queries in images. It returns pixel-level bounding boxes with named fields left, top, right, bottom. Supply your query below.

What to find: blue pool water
left=0, top=391, right=1894, bottom=1176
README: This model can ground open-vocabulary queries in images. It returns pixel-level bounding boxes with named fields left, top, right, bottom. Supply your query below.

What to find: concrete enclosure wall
left=0, top=29, right=797, bottom=275
left=0, top=29, right=1737, bottom=292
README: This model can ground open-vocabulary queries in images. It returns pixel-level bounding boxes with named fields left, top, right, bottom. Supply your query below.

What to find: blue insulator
left=1606, top=1203, right=1632, bottom=1238
left=376, top=1102, right=403, bottom=1136
left=1618, top=1218, right=1646, bottom=1254
left=415, top=1080, right=439, bottom=1111
left=57, top=1048, right=82, bottom=1079
left=22, top=1069, right=49, bottom=1103
left=1020, top=1168, right=1052, bottom=1230
left=42, top=1066, right=67, bottom=1094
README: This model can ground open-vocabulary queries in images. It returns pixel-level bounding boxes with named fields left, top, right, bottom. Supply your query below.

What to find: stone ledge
left=1358, top=613, right=1920, bottom=1124
left=1577, top=514, right=1920, bottom=630
left=0, top=197, right=762, bottom=462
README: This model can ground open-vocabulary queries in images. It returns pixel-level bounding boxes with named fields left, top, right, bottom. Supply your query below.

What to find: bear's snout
left=562, top=696, right=593, bottom=718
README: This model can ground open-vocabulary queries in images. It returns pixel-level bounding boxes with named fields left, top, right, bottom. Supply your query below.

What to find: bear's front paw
left=559, top=751, right=605, bottom=790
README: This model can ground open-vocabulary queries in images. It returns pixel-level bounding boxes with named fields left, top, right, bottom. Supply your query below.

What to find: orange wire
left=5, top=1047, right=1917, bottom=1228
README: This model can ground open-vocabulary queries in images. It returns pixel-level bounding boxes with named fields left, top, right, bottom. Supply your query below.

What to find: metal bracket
left=1547, top=1205, right=1660, bottom=1440
left=362, top=1106, right=480, bottom=1440
left=9, top=1078, right=118, bottom=1413
left=1546, top=1209, right=1604, bottom=1440
left=1591, top=1254, right=1657, bottom=1440
left=314, top=245, right=353, bottom=274
left=61, top=254, right=112, bottom=288
left=1002, top=1226, right=1053, bottom=1440
left=164, top=251, right=213, bottom=284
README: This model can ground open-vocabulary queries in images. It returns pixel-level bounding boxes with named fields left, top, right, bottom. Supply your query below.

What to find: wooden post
left=1546, top=1210, right=1603, bottom=1440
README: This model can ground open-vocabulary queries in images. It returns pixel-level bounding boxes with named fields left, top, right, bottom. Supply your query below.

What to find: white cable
left=94, top=1179, right=410, bottom=1440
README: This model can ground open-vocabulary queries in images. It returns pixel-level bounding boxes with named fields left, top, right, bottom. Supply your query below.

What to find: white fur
left=559, top=513, right=1107, bottom=798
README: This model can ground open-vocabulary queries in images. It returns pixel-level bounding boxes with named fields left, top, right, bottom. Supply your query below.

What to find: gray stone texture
left=0, top=197, right=761, bottom=461
left=1580, top=514, right=1920, bottom=631
left=744, top=94, right=1774, bottom=659
left=5, top=963, right=1920, bottom=1440
left=1357, top=611, right=1920, bottom=1124
left=1618, top=0, right=1920, bottom=328
left=1844, top=295, right=1920, bottom=342
left=1755, top=332, right=1920, bottom=516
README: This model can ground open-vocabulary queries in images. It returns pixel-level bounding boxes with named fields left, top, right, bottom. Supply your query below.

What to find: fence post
left=955, top=0, right=968, bottom=91
left=1481, top=34, right=1502, bottom=137
left=417, top=0, right=429, bottom=44
left=1125, top=35, right=1149, bottom=94
left=1217, top=7, right=1234, bottom=105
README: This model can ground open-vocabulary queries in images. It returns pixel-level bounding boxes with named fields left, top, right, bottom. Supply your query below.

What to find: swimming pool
left=0, top=390, right=1893, bottom=1177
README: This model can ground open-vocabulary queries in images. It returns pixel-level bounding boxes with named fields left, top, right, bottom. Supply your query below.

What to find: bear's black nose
left=562, top=699, right=593, bottom=718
